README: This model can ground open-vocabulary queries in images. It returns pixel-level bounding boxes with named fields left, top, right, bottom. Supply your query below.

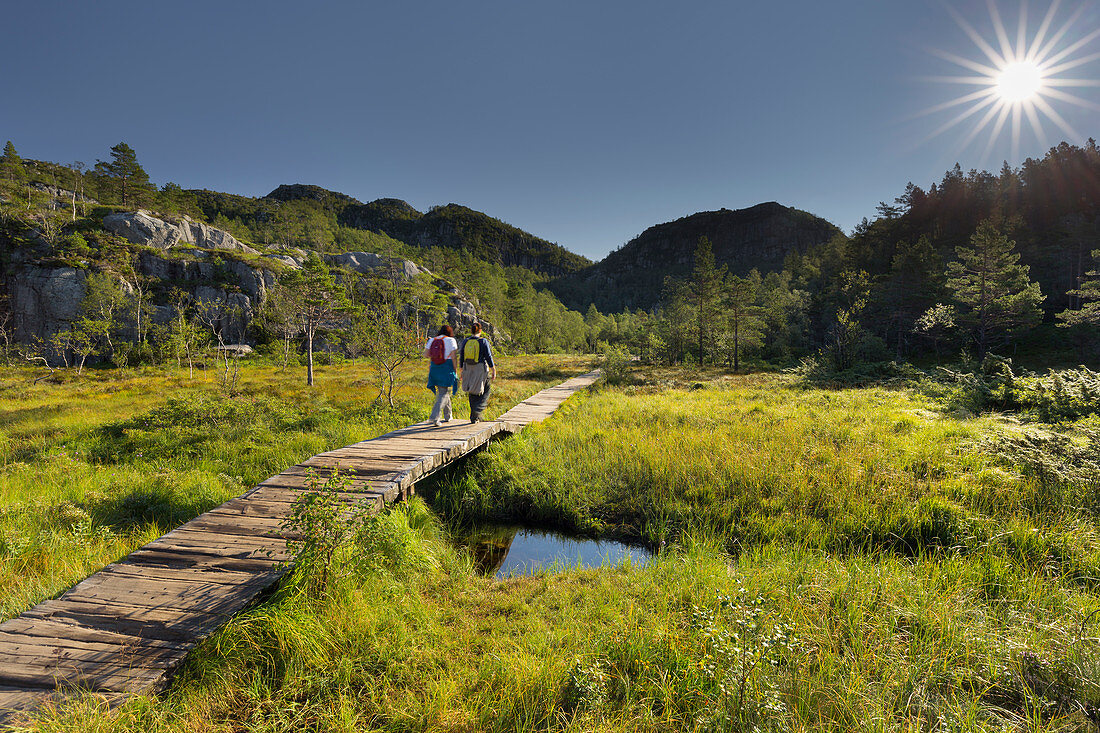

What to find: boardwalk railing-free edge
left=0, top=370, right=601, bottom=725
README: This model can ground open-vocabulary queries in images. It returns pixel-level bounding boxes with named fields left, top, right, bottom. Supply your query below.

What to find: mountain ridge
left=550, top=201, right=842, bottom=312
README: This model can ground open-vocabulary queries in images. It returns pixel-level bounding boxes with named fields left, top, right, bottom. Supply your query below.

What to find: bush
left=789, top=356, right=923, bottom=388
left=932, top=357, right=1100, bottom=422
left=599, top=344, right=632, bottom=385
left=979, top=426, right=1100, bottom=515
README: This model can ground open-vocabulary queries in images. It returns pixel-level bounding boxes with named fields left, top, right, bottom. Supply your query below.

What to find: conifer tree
left=686, top=236, right=727, bottom=365
left=946, top=220, right=1044, bottom=358
left=724, top=272, right=763, bottom=371
left=1057, top=249, right=1100, bottom=329
left=1, top=141, right=25, bottom=185
left=876, top=235, right=943, bottom=358
left=94, top=142, right=154, bottom=206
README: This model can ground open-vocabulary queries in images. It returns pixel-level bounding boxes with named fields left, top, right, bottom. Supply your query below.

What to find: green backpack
left=463, top=337, right=481, bottom=363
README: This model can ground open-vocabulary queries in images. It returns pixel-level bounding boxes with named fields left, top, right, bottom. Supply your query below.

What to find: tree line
left=0, top=141, right=597, bottom=357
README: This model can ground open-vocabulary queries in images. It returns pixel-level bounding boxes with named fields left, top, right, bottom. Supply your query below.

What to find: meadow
left=0, top=354, right=590, bottom=621
left=8, top=362, right=1100, bottom=731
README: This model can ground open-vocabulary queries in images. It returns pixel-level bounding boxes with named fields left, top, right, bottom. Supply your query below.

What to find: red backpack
left=428, top=337, right=447, bottom=365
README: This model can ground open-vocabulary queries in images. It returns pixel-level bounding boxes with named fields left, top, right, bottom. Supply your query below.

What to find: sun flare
left=920, top=1, right=1100, bottom=163
left=996, top=60, right=1043, bottom=101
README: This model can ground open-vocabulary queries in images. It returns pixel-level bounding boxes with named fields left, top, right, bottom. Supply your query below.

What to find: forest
left=1, top=138, right=1099, bottom=381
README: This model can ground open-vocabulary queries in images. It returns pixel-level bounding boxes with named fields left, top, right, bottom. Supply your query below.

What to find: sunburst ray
left=919, top=1, right=1100, bottom=158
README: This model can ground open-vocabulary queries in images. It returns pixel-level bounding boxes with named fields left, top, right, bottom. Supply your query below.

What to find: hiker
left=424, top=325, right=459, bottom=427
left=460, top=322, right=496, bottom=423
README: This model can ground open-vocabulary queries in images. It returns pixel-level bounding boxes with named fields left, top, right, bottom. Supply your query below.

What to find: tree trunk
left=733, top=319, right=740, bottom=372
left=306, top=328, right=315, bottom=386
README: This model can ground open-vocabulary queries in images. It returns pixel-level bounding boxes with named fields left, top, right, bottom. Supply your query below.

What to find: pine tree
left=876, top=235, right=943, bottom=358
left=1, top=141, right=25, bottom=185
left=946, top=220, right=1044, bottom=358
left=686, top=236, right=727, bottom=365
left=94, top=142, right=154, bottom=206
left=724, top=272, right=763, bottom=371
left=1057, top=249, right=1100, bottom=328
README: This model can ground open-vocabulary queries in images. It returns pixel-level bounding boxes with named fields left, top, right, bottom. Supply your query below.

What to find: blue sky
left=3, top=1, right=1099, bottom=260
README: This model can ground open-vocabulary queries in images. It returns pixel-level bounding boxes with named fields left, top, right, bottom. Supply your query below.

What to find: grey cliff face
left=103, top=211, right=181, bottom=250
left=2, top=221, right=507, bottom=360
left=9, top=267, right=88, bottom=341
left=327, top=251, right=428, bottom=280
left=103, top=211, right=259, bottom=255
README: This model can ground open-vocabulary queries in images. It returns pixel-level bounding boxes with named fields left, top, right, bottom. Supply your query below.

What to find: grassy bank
left=0, top=354, right=590, bottom=620
left=9, top=366, right=1100, bottom=731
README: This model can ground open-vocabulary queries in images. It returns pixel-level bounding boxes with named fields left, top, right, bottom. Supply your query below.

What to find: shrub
left=599, top=344, right=632, bottom=385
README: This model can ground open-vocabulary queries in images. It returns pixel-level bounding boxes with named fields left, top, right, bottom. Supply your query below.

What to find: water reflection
left=462, top=525, right=651, bottom=578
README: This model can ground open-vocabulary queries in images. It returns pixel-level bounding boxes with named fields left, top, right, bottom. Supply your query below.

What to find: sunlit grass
left=10, top=365, right=1100, bottom=731
left=25, top=500, right=1100, bottom=732
left=0, top=354, right=592, bottom=619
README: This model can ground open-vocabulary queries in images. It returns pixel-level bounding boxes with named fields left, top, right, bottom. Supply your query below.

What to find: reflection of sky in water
left=466, top=526, right=651, bottom=578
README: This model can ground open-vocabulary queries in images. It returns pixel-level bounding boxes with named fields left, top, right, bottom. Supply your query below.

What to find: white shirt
left=425, top=336, right=458, bottom=359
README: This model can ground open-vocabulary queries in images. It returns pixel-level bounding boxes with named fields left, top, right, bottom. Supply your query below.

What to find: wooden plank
left=0, top=636, right=183, bottom=668
left=0, top=660, right=164, bottom=693
left=0, top=617, right=187, bottom=650
left=124, top=547, right=280, bottom=573
left=23, top=600, right=225, bottom=642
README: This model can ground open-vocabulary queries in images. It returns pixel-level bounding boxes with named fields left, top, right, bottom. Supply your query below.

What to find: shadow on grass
left=509, top=365, right=575, bottom=381
left=88, top=486, right=222, bottom=533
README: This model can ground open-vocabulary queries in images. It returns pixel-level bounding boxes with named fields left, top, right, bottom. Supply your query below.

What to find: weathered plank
left=0, top=370, right=599, bottom=726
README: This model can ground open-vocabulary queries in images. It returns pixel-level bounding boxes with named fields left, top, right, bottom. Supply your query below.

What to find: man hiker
left=460, top=322, right=496, bottom=423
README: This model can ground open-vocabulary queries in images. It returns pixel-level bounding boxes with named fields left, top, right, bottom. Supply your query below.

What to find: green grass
left=0, top=355, right=592, bottom=620
left=8, top=365, right=1100, bottom=731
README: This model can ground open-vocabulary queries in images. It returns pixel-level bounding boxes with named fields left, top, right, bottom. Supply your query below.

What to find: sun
left=996, top=60, right=1043, bottom=102
left=918, top=1, right=1100, bottom=163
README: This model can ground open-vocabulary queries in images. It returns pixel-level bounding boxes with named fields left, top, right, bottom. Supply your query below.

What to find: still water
left=461, top=525, right=652, bottom=578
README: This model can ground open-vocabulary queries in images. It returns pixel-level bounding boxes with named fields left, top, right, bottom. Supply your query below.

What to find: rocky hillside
left=551, top=202, right=842, bottom=312
left=3, top=207, right=502, bottom=355
left=338, top=199, right=591, bottom=276
left=183, top=184, right=591, bottom=277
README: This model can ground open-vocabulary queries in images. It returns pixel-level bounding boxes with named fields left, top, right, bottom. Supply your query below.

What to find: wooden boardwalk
left=0, top=370, right=600, bottom=725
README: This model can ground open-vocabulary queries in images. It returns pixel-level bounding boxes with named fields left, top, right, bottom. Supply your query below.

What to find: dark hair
left=437, top=325, right=453, bottom=337
left=470, top=322, right=482, bottom=334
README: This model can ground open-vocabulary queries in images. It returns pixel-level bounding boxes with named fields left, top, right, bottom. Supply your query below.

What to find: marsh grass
left=0, top=355, right=591, bottom=619
left=23, top=503, right=1100, bottom=732
left=436, top=373, right=1100, bottom=583
left=11, top=364, right=1100, bottom=731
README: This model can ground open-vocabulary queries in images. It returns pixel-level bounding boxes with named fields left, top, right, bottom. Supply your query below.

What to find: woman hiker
left=460, top=322, right=496, bottom=423
left=424, top=325, right=459, bottom=427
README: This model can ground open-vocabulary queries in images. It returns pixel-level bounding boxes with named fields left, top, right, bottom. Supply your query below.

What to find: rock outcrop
left=103, top=211, right=259, bottom=255
left=3, top=214, right=507, bottom=361
left=9, top=267, right=88, bottom=341
left=103, top=211, right=182, bottom=250
left=327, top=251, right=428, bottom=281
left=177, top=216, right=259, bottom=254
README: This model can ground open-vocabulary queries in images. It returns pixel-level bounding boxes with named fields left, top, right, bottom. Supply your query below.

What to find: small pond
left=459, top=525, right=652, bottom=578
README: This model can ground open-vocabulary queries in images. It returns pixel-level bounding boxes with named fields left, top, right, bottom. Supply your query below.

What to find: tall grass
left=24, top=500, right=1100, bottom=732
left=434, top=375, right=1100, bottom=585
left=0, top=355, right=591, bottom=619
left=10, top=367, right=1100, bottom=731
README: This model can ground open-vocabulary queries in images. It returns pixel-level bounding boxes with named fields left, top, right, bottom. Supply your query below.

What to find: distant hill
left=339, top=199, right=591, bottom=276
left=266, top=183, right=362, bottom=207
left=551, top=202, right=842, bottom=312
left=181, top=184, right=591, bottom=277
